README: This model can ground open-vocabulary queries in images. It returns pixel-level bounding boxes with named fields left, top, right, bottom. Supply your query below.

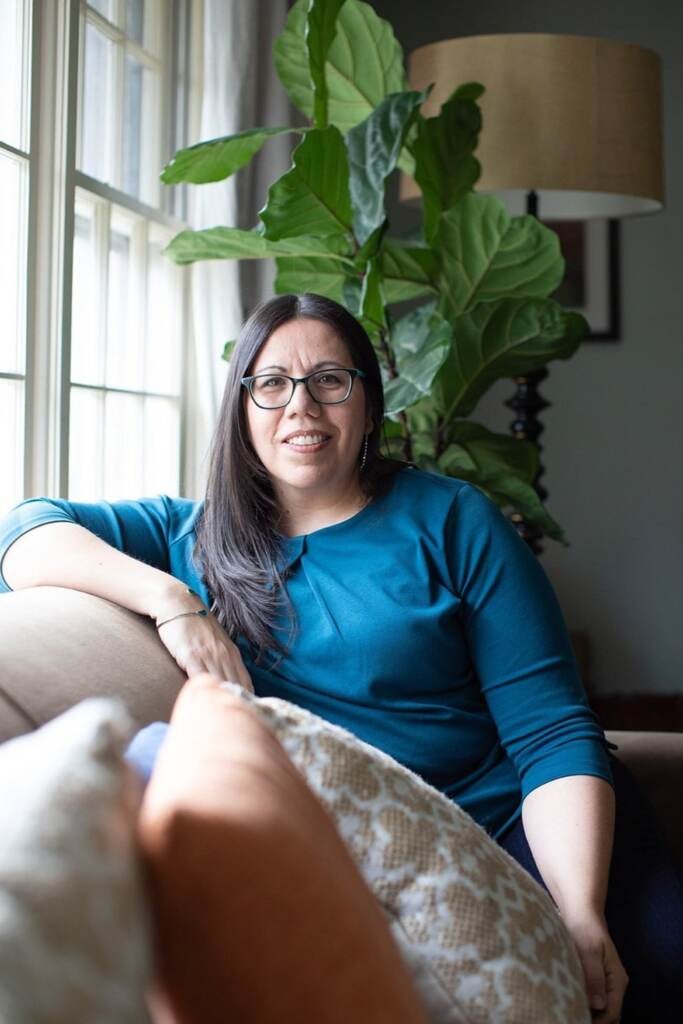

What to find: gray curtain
left=185, top=0, right=292, bottom=497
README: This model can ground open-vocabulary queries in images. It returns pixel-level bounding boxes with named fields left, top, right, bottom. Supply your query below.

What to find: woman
left=1, top=293, right=681, bottom=1022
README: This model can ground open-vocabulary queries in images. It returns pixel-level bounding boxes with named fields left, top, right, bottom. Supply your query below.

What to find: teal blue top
left=0, top=467, right=613, bottom=839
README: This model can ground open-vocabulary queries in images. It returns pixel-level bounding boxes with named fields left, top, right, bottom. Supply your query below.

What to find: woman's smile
left=282, top=430, right=332, bottom=453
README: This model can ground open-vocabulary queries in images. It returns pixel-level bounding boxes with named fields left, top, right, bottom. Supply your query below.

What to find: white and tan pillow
left=0, top=699, right=152, bottom=1024
left=224, top=683, right=590, bottom=1024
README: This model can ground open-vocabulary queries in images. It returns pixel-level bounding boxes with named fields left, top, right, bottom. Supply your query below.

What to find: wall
left=370, top=0, right=683, bottom=695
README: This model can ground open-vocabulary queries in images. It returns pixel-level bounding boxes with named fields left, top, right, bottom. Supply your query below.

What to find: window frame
left=17, top=0, right=191, bottom=505
left=0, top=0, right=33, bottom=511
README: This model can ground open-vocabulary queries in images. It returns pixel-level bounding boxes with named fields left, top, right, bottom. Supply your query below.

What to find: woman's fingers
left=602, top=961, right=628, bottom=1023
left=183, top=654, right=208, bottom=678
left=213, top=632, right=254, bottom=692
left=566, top=914, right=627, bottom=1023
left=157, top=614, right=254, bottom=692
left=229, top=666, right=255, bottom=693
left=580, top=941, right=608, bottom=1014
left=216, top=651, right=254, bottom=692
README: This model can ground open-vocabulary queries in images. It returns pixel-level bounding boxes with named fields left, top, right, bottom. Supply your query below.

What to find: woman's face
left=244, top=317, right=373, bottom=505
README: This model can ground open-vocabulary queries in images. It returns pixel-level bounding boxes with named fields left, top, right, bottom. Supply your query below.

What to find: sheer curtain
left=184, top=0, right=292, bottom=498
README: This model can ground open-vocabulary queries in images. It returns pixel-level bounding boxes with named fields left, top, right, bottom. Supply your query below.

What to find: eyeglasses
left=241, top=367, right=366, bottom=409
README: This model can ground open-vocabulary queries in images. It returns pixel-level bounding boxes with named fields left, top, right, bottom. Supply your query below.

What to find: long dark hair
left=194, top=293, right=404, bottom=660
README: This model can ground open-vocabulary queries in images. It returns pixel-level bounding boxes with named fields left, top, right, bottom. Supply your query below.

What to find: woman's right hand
left=157, top=611, right=255, bottom=693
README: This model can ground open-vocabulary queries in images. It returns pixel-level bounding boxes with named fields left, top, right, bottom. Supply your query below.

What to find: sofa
left=1, top=585, right=682, bottom=1024
left=1, top=585, right=682, bottom=876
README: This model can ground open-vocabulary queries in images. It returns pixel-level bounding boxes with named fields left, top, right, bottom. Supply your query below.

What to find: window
left=68, top=198, right=184, bottom=500
left=0, top=0, right=191, bottom=514
left=0, top=0, right=31, bottom=515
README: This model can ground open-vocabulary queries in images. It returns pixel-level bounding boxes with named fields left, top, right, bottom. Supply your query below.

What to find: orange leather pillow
left=137, top=674, right=428, bottom=1024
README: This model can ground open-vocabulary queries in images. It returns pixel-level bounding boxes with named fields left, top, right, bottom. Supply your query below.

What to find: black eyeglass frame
left=240, top=367, right=366, bottom=409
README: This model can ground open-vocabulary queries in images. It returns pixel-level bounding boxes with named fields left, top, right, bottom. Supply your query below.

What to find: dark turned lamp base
left=505, top=367, right=550, bottom=555
left=506, top=189, right=552, bottom=556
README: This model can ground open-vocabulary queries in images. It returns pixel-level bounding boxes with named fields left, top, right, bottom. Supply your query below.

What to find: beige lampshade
left=401, top=33, right=665, bottom=218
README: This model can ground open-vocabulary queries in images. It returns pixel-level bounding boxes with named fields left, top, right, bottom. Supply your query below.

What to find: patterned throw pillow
left=0, top=699, right=152, bottom=1024
left=223, top=684, right=590, bottom=1024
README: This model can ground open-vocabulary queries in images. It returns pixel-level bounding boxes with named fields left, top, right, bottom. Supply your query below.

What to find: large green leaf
left=358, top=257, right=386, bottom=341
left=382, top=394, right=444, bottom=464
left=260, top=126, right=353, bottom=240
left=341, top=275, right=362, bottom=317
left=384, top=315, right=453, bottom=416
left=307, top=0, right=347, bottom=127
left=381, top=417, right=405, bottom=438
left=379, top=241, right=437, bottom=304
left=274, top=256, right=348, bottom=302
left=346, top=90, right=428, bottom=246
left=275, top=0, right=406, bottom=134
left=437, top=422, right=565, bottom=542
left=404, top=394, right=439, bottom=436
left=389, top=301, right=437, bottom=368
left=434, top=442, right=477, bottom=476
left=439, top=421, right=538, bottom=482
left=435, top=195, right=565, bottom=319
left=451, top=82, right=486, bottom=103
left=411, top=87, right=483, bottom=243
left=485, top=479, right=566, bottom=544
left=161, top=127, right=299, bottom=185
left=433, top=298, right=586, bottom=419
left=353, top=223, right=386, bottom=266
left=165, top=227, right=355, bottom=265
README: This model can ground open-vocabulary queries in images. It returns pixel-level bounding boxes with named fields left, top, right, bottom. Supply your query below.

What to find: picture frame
left=544, top=219, right=621, bottom=341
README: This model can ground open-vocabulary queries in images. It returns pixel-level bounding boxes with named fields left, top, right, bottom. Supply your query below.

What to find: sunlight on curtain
left=185, top=0, right=291, bottom=498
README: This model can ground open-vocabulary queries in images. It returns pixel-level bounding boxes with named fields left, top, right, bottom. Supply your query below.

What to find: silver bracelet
left=156, top=588, right=209, bottom=630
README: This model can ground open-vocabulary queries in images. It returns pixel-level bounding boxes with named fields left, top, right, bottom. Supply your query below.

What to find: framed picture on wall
left=544, top=219, right=621, bottom=341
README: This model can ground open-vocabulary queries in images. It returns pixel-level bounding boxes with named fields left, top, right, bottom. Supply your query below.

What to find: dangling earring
left=360, top=433, right=369, bottom=471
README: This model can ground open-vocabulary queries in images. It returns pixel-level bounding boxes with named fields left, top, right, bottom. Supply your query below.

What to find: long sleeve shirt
left=0, top=467, right=613, bottom=839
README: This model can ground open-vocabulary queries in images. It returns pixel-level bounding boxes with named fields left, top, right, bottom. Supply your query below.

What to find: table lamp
left=401, top=33, right=664, bottom=550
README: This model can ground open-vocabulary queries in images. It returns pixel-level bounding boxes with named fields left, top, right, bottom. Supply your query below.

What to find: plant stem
left=377, top=328, right=397, bottom=377
left=435, top=418, right=448, bottom=458
left=398, top=412, right=414, bottom=463
left=378, top=329, right=414, bottom=463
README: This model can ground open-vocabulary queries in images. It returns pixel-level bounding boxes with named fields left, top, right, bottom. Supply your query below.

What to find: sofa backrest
left=2, top=585, right=682, bottom=877
left=0, top=587, right=185, bottom=744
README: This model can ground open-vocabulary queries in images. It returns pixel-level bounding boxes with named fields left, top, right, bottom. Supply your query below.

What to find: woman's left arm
left=447, top=484, right=628, bottom=1020
left=522, top=774, right=628, bottom=1023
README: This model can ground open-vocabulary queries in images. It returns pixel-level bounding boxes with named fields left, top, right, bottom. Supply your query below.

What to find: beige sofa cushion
left=223, top=682, right=590, bottom=1024
left=0, top=587, right=184, bottom=742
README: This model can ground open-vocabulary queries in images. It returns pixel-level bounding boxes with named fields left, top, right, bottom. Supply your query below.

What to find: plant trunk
left=378, top=330, right=414, bottom=463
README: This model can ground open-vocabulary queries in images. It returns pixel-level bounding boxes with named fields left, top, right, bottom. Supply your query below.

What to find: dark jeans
left=498, top=755, right=683, bottom=1023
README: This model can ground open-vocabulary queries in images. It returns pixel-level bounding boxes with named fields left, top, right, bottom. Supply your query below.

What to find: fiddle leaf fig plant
left=162, top=0, right=587, bottom=544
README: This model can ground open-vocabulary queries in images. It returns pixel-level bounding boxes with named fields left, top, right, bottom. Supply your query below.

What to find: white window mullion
left=0, top=0, right=33, bottom=514
left=19, top=1, right=32, bottom=135
left=136, top=218, right=151, bottom=482
left=178, top=252, right=191, bottom=496
left=145, top=0, right=163, bottom=60
left=75, top=2, right=86, bottom=172
left=114, top=0, right=124, bottom=33
left=74, top=170, right=184, bottom=228
left=124, top=38, right=162, bottom=72
left=94, top=197, right=109, bottom=498
left=112, top=14, right=125, bottom=192
left=95, top=197, right=110, bottom=388
left=25, top=0, right=80, bottom=499
left=136, top=219, right=150, bottom=391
